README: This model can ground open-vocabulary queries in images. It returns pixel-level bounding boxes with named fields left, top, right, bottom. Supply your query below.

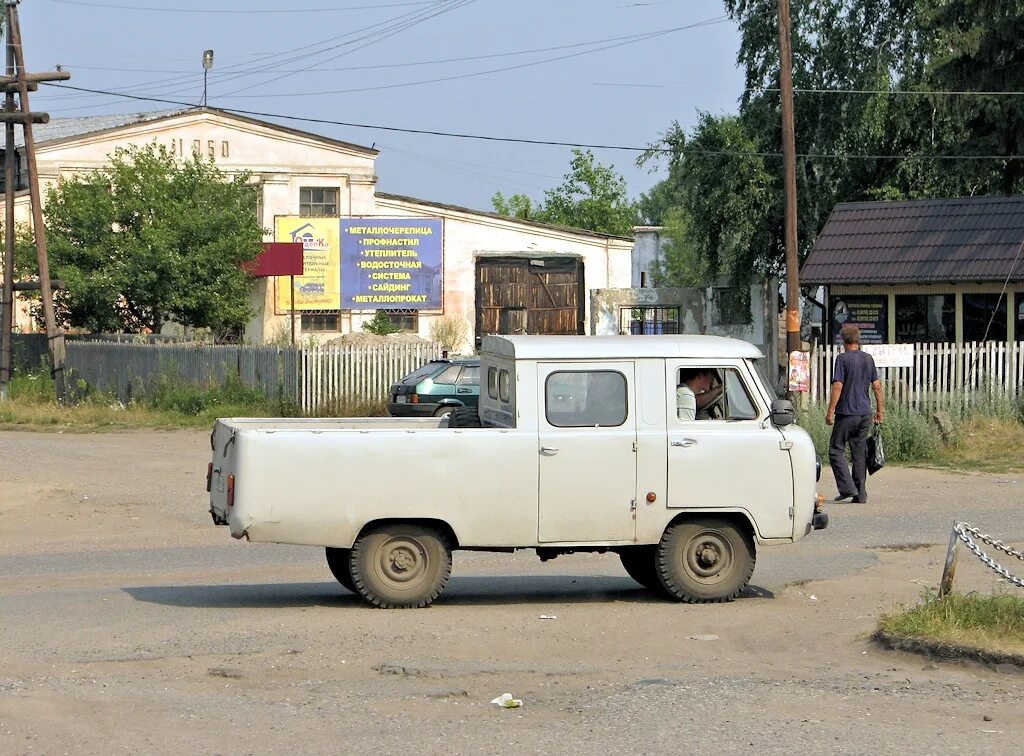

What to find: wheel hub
left=684, top=532, right=733, bottom=582
left=380, top=539, right=426, bottom=584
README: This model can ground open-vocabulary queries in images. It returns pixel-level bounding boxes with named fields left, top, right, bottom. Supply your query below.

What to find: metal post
left=289, top=275, right=295, bottom=345
left=939, top=520, right=960, bottom=597
left=777, top=0, right=801, bottom=357
left=0, top=6, right=15, bottom=401
left=8, top=3, right=67, bottom=402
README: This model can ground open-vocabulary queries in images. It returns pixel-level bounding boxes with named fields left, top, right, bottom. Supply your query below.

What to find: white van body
left=208, top=335, right=825, bottom=608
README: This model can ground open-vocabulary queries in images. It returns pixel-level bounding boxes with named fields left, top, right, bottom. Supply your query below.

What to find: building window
left=895, top=294, right=955, bottom=343
left=714, top=287, right=751, bottom=325
left=384, top=308, right=418, bottom=331
left=301, top=312, right=341, bottom=332
left=621, top=306, right=681, bottom=335
left=299, top=186, right=339, bottom=216
left=962, top=293, right=1007, bottom=342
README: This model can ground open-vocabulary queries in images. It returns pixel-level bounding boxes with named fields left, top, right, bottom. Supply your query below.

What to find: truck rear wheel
left=618, top=547, right=664, bottom=592
left=349, top=523, right=452, bottom=609
left=656, top=518, right=755, bottom=603
left=325, top=547, right=355, bottom=592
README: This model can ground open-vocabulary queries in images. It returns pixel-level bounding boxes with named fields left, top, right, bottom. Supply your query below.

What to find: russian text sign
left=341, top=218, right=443, bottom=309
left=274, top=217, right=341, bottom=311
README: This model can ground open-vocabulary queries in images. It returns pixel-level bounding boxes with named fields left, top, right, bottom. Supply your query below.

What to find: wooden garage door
left=476, top=257, right=584, bottom=343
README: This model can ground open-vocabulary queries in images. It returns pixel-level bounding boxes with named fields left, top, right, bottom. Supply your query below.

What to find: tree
left=492, top=149, right=639, bottom=236
left=640, top=0, right=1024, bottom=283
left=22, top=142, right=262, bottom=338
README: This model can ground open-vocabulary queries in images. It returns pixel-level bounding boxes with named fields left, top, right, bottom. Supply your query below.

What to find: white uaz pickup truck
left=208, top=335, right=827, bottom=609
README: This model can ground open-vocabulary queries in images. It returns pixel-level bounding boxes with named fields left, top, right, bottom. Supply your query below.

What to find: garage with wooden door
left=475, top=256, right=585, bottom=344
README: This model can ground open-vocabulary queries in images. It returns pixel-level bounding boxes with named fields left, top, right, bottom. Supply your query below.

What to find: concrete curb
left=873, top=629, right=1024, bottom=669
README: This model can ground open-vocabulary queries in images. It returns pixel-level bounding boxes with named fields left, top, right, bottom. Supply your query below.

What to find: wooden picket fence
left=809, top=341, right=1024, bottom=410
left=300, top=341, right=444, bottom=414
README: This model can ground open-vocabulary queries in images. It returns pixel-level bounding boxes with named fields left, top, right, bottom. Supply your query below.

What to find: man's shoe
left=833, top=494, right=855, bottom=502
left=852, top=496, right=867, bottom=503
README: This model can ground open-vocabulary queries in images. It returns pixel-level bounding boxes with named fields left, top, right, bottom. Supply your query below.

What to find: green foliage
left=18, top=141, right=263, bottom=339
left=148, top=375, right=268, bottom=416
left=880, top=590, right=1024, bottom=656
left=798, top=397, right=940, bottom=464
left=361, top=310, right=400, bottom=336
left=641, top=0, right=1024, bottom=280
left=492, top=149, right=639, bottom=236
left=491, top=192, right=535, bottom=220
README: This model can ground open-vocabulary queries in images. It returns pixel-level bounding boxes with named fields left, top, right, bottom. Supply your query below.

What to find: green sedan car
left=387, top=358, right=480, bottom=420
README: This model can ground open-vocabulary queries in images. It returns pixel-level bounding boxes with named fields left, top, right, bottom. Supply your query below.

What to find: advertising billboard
left=831, top=294, right=887, bottom=344
left=341, top=218, right=443, bottom=309
left=274, top=217, right=341, bottom=311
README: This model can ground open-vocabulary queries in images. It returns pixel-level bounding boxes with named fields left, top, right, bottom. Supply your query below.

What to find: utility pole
left=0, top=0, right=70, bottom=402
left=776, top=0, right=801, bottom=358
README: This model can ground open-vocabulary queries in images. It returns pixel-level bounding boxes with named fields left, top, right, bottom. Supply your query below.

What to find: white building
left=1, top=107, right=633, bottom=349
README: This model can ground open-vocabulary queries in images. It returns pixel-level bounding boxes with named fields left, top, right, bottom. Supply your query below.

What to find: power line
left=40, top=82, right=1024, bottom=162
left=48, top=0, right=447, bottom=13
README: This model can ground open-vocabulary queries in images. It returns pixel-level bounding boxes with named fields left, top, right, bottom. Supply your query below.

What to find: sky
left=28, top=0, right=746, bottom=213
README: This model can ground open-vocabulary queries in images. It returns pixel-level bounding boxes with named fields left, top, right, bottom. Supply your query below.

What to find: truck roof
left=482, top=335, right=764, bottom=360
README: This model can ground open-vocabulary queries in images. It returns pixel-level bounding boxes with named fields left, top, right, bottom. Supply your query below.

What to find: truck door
left=666, top=361, right=795, bottom=539
left=537, top=362, right=638, bottom=543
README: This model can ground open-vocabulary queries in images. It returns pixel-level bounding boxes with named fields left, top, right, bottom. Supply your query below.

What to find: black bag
left=866, top=422, right=885, bottom=475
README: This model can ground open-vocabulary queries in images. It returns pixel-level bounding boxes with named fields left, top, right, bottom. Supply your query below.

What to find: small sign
left=863, top=343, right=914, bottom=368
left=788, top=351, right=810, bottom=393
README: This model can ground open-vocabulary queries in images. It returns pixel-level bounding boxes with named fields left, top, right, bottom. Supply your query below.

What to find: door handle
left=671, top=438, right=697, bottom=448
left=540, top=446, right=560, bottom=454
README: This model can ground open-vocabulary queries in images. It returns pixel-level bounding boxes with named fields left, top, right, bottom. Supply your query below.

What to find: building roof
left=376, top=192, right=634, bottom=243
left=18, top=107, right=378, bottom=155
left=483, top=334, right=763, bottom=360
left=800, top=195, right=1024, bottom=285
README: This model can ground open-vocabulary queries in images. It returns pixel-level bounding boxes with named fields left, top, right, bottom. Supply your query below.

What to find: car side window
left=674, top=366, right=759, bottom=422
left=434, top=365, right=462, bottom=385
left=546, top=370, right=626, bottom=427
left=457, top=366, right=479, bottom=386
left=487, top=367, right=499, bottom=399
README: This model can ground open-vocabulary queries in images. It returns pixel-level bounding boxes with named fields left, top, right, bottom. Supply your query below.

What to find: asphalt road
left=1, top=429, right=1021, bottom=754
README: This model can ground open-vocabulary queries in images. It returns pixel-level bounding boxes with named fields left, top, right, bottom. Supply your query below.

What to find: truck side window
left=675, top=367, right=759, bottom=421
left=546, top=370, right=626, bottom=427
left=487, top=367, right=499, bottom=399
left=498, top=370, right=511, bottom=402
left=724, top=370, right=758, bottom=420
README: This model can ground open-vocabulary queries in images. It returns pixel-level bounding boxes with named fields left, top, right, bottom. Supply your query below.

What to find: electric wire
left=39, top=82, right=1024, bottom=162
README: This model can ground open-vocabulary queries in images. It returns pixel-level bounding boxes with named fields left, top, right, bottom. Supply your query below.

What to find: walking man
left=825, top=324, right=884, bottom=503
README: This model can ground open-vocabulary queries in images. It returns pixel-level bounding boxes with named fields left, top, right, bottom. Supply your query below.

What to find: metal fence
left=809, top=341, right=1024, bottom=409
left=65, top=342, right=300, bottom=405
left=300, top=342, right=443, bottom=414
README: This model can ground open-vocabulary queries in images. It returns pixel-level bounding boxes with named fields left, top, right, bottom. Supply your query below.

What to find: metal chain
left=958, top=523, right=1024, bottom=562
left=954, top=523, right=1024, bottom=589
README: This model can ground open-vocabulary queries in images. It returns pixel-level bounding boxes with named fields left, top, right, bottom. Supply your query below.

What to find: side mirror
left=770, top=398, right=795, bottom=427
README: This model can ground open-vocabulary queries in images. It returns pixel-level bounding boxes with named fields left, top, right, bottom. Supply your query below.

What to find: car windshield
left=398, top=361, right=448, bottom=385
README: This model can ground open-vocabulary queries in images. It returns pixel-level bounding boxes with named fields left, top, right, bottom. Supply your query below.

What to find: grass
left=0, top=371, right=309, bottom=431
left=797, top=393, right=1024, bottom=472
left=879, top=591, right=1024, bottom=659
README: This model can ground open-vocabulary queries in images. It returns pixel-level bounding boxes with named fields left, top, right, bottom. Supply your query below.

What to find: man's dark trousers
left=829, top=414, right=873, bottom=501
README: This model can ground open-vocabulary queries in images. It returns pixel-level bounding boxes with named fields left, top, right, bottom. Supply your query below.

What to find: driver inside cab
left=676, top=368, right=723, bottom=421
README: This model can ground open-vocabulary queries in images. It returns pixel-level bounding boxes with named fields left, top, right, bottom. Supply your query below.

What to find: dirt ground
left=1, top=429, right=1022, bottom=754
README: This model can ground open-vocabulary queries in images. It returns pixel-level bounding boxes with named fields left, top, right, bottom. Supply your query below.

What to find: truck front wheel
left=325, top=547, right=356, bottom=592
left=349, top=523, right=452, bottom=609
left=656, top=518, right=755, bottom=602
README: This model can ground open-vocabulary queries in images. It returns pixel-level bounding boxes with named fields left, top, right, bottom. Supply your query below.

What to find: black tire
left=349, top=523, right=452, bottom=609
left=618, top=547, right=664, bottom=592
left=325, top=547, right=356, bottom=592
left=656, top=518, right=755, bottom=603
left=447, top=406, right=481, bottom=428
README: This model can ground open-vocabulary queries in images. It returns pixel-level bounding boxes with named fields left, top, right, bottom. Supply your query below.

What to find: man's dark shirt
left=833, top=349, right=878, bottom=416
